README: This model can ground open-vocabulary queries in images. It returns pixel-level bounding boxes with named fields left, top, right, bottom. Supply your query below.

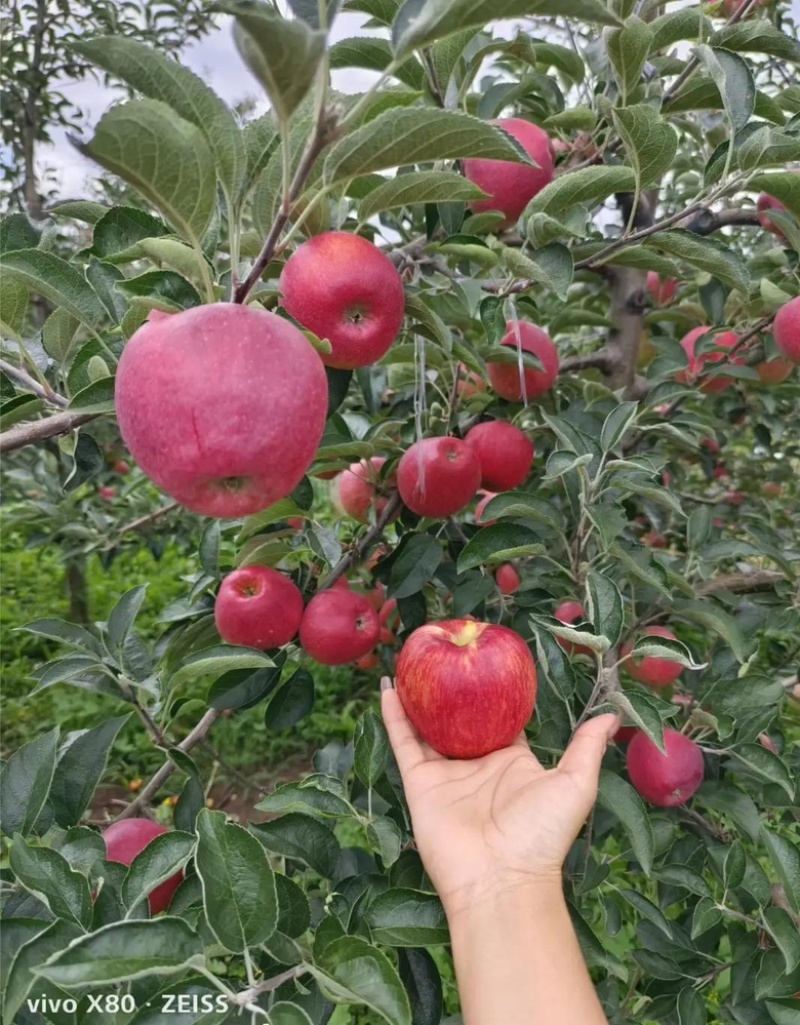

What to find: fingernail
left=380, top=676, right=394, bottom=692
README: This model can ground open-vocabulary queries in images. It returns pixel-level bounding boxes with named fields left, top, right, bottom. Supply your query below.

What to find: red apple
left=113, top=460, right=131, bottom=475
left=103, top=819, right=183, bottom=914
left=642, top=530, right=667, bottom=549
left=335, top=457, right=394, bottom=523
left=757, top=192, right=788, bottom=237
left=554, top=601, right=593, bottom=657
left=355, top=652, right=380, bottom=671
left=626, top=729, right=704, bottom=807
left=397, top=437, right=481, bottom=518
left=464, top=421, right=534, bottom=492
left=463, top=118, right=555, bottom=228
left=702, top=438, right=721, bottom=454
left=495, top=563, right=520, bottom=594
left=288, top=517, right=304, bottom=530
left=722, top=0, right=769, bottom=16
left=724, top=490, right=745, bottom=506
left=646, top=272, right=678, bottom=306
left=364, top=582, right=387, bottom=611
left=774, top=296, right=800, bottom=362
left=713, top=465, right=729, bottom=480
left=379, top=598, right=400, bottom=645
left=98, top=486, right=116, bottom=501
left=299, top=589, right=379, bottom=665
left=474, top=490, right=499, bottom=526
left=279, top=232, right=405, bottom=370
left=456, top=364, right=487, bottom=399
left=487, top=321, right=560, bottom=402
left=395, top=619, right=538, bottom=759
left=676, top=327, right=741, bottom=393
left=214, top=565, right=303, bottom=650
left=757, top=356, right=794, bottom=384
left=614, top=725, right=638, bottom=745
left=620, top=625, right=683, bottom=688
left=115, top=304, right=327, bottom=518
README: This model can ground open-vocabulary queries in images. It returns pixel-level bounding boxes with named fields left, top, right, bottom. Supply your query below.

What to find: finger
left=380, top=686, right=438, bottom=776
left=558, top=713, right=620, bottom=789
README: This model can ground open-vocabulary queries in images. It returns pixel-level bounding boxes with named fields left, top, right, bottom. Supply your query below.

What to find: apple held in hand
left=774, top=295, right=800, bottom=362
left=463, top=118, right=555, bottom=228
left=626, top=729, right=704, bottom=807
left=115, top=304, right=328, bottom=518
left=464, top=420, right=534, bottom=492
left=279, top=232, right=405, bottom=370
left=215, top=565, right=304, bottom=650
left=299, top=589, right=379, bottom=665
left=395, top=619, right=538, bottom=759
left=676, top=326, right=741, bottom=393
left=397, top=437, right=481, bottom=518
left=103, top=819, right=183, bottom=914
left=620, top=625, right=684, bottom=688
left=487, top=322, right=560, bottom=402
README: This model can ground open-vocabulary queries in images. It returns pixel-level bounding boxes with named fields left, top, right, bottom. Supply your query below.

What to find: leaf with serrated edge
left=360, top=171, right=487, bottom=221
left=0, top=250, right=106, bottom=330
left=612, top=105, right=678, bottom=189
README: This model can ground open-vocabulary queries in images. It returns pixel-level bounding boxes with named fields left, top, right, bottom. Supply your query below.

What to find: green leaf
left=85, top=257, right=126, bottom=324
left=252, top=814, right=340, bottom=877
left=608, top=690, right=671, bottom=752
left=67, top=376, right=116, bottom=415
left=313, top=935, right=412, bottom=1025
left=0, top=276, right=28, bottom=335
left=330, top=36, right=425, bottom=89
left=75, top=99, right=216, bottom=247
left=359, top=170, right=487, bottom=221
left=642, top=230, right=749, bottom=295
left=91, top=205, right=168, bottom=261
left=526, top=165, right=636, bottom=217
left=220, top=0, right=326, bottom=125
left=457, top=524, right=543, bottom=572
left=2, top=920, right=82, bottom=1024
left=208, top=664, right=283, bottom=711
left=767, top=999, right=800, bottom=1025
left=0, top=250, right=106, bottom=330
left=389, top=535, right=443, bottom=599
left=73, top=36, right=245, bottom=201
left=761, top=828, right=800, bottom=915
left=606, top=17, right=653, bottom=100
left=48, top=199, right=110, bottom=224
left=695, top=782, right=760, bottom=842
left=676, top=986, right=707, bottom=1025
left=364, top=890, right=449, bottom=946
left=324, top=108, right=530, bottom=185
left=195, top=808, right=278, bottom=951
left=270, top=1003, right=315, bottom=1025
left=275, top=874, right=312, bottom=939
left=749, top=171, right=800, bottom=217
left=368, top=817, right=403, bottom=868
left=693, top=45, right=755, bottom=132
left=0, top=728, right=58, bottom=837
left=600, top=401, right=639, bottom=452
left=398, top=948, right=443, bottom=1025
left=171, top=645, right=275, bottom=687
left=764, top=908, right=800, bottom=974
left=35, top=918, right=203, bottom=986
left=585, top=572, right=624, bottom=647
left=611, top=105, right=679, bottom=189
left=49, top=716, right=129, bottom=829
left=122, top=831, right=195, bottom=916
left=9, top=837, right=93, bottom=928
left=354, top=709, right=390, bottom=788
left=107, top=585, right=148, bottom=653
left=712, top=21, right=800, bottom=63
left=116, top=269, right=201, bottom=312
left=255, top=774, right=354, bottom=819
left=673, top=600, right=748, bottom=662
left=265, top=669, right=315, bottom=731
left=597, top=771, right=654, bottom=875
left=498, top=243, right=573, bottom=302
left=0, top=212, right=42, bottom=254
left=728, top=745, right=794, bottom=799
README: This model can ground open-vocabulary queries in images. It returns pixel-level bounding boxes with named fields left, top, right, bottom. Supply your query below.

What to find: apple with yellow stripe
left=395, top=619, right=538, bottom=760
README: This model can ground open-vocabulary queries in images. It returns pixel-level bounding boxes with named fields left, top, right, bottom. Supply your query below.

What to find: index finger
left=381, top=684, right=439, bottom=776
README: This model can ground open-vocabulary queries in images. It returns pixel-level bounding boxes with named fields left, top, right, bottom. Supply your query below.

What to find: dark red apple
left=115, top=304, right=327, bottom=518
left=103, top=819, right=183, bottom=914
left=774, top=296, right=800, bottom=362
left=487, top=322, right=560, bottom=402
left=214, top=565, right=304, bottom=649
left=495, top=563, right=520, bottom=594
left=675, top=327, right=741, bottom=393
left=626, top=729, right=704, bottom=807
left=299, top=589, right=379, bottom=665
left=464, top=421, right=534, bottom=492
left=554, top=601, right=593, bottom=657
left=395, top=619, right=538, bottom=759
left=614, top=725, right=638, bottom=745
left=646, top=272, right=678, bottom=306
left=463, top=118, right=555, bottom=228
left=620, top=625, right=683, bottom=688
left=397, top=437, right=481, bottom=518
left=279, top=232, right=405, bottom=370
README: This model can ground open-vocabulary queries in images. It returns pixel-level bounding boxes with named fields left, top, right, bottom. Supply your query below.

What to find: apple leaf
left=761, top=827, right=800, bottom=915
left=359, top=171, right=488, bottom=222
left=605, top=17, right=653, bottom=101
left=612, top=105, right=679, bottom=190
left=0, top=728, right=58, bottom=838
left=330, top=37, right=425, bottom=89
left=122, top=831, right=196, bottom=917
left=749, top=171, right=800, bottom=218
left=525, top=165, right=636, bottom=217
left=9, top=837, right=93, bottom=928
left=692, top=45, right=755, bottom=133
left=585, top=572, right=624, bottom=647
left=642, top=230, right=749, bottom=296
left=252, top=814, right=340, bottom=877
left=0, top=249, right=106, bottom=331
left=265, top=669, right=315, bottom=731
left=597, top=771, right=654, bottom=875
left=49, top=715, right=130, bottom=829
left=354, top=709, right=390, bottom=788
left=388, top=534, right=443, bottom=599
left=364, top=890, right=449, bottom=947
left=3, top=921, right=83, bottom=1025
left=312, top=935, right=412, bottom=1025
left=649, top=8, right=712, bottom=53
left=497, top=244, right=574, bottom=302
left=457, top=524, right=544, bottom=572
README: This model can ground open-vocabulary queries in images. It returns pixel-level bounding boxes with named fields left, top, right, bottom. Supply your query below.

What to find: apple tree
left=1, top=1, right=800, bottom=1023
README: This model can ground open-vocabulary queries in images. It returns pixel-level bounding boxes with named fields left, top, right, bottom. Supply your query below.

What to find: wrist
left=441, top=871, right=566, bottom=923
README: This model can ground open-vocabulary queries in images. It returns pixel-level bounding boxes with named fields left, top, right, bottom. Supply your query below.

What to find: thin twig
left=104, top=503, right=181, bottom=548
left=319, top=491, right=402, bottom=590
left=0, top=359, right=67, bottom=408
left=0, top=411, right=100, bottom=453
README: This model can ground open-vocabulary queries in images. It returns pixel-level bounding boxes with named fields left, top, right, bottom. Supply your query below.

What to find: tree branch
left=104, top=503, right=181, bottom=549
left=0, top=359, right=67, bottom=408
left=319, top=491, right=402, bottom=591
left=0, top=411, right=100, bottom=453
left=559, top=350, right=614, bottom=375
left=695, top=571, right=786, bottom=596
left=684, top=207, right=760, bottom=236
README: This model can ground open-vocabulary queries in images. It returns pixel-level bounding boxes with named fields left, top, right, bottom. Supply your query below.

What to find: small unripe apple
left=98, top=486, right=116, bottom=501
left=495, top=563, right=520, bottom=594
left=397, top=437, right=481, bottom=518
left=620, top=625, right=683, bottom=688
left=214, top=565, right=303, bottom=650
left=395, top=619, right=538, bottom=759
left=115, top=304, right=328, bottom=518
left=626, top=729, right=704, bottom=807
left=676, top=327, right=741, bottom=393
left=773, top=295, right=800, bottom=362
left=757, top=356, right=794, bottom=385
left=113, top=460, right=131, bottom=475
left=553, top=601, right=593, bottom=657
left=474, top=490, right=499, bottom=526
left=103, top=819, right=183, bottom=914
left=299, top=589, right=379, bottom=665
left=487, top=321, right=560, bottom=402
left=279, top=232, right=405, bottom=370
left=335, top=457, right=394, bottom=523
left=464, top=421, right=534, bottom=492
left=463, top=118, right=555, bottom=228
left=646, top=272, right=678, bottom=306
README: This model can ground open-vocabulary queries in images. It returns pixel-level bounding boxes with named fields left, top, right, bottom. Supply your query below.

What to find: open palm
left=382, top=686, right=619, bottom=914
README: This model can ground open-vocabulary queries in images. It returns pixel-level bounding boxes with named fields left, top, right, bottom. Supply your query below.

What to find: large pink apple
left=103, top=819, right=183, bottom=915
left=279, top=232, right=405, bottom=370
left=214, top=565, right=304, bottom=649
left=115, top=304, right=327, bottom=518
left=463, top=118, right=555, bottom=228
left=675, top=326, right=741, bottom=393
left=299, top=589, right=379, bottom=665
left=487, top=322, right=560, bottom=402
left=774, top=296, right=800, bottom=362
left=397, top=437, right=481, bottom=518
left=626, top=729, right=704, bottom=807
left=620, top=625, right=683, bottom=688
left=464, top=420, right=534, bottom=492
left=395, top=619, right=538, bottom=759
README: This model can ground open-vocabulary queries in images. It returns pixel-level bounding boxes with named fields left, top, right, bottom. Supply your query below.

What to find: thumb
left=558, top=713, right=619, bottom=791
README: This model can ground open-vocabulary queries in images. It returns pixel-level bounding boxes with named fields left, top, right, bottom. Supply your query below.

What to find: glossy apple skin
left=299, top=589, right=379, bottom=665
left=646, top=272, right=678, bottom=306
left=757, top=356, right=794, bottom=384
left=495, top=563, right=520, bottom=594
left=774, top=296, right=800, bottom=362
left=464, top=421, right=534, bottom=492
left=214, top=565, right=304, bottom=650
left=103, top=819, right=183, bottom=915
left=279, top=232, right=405, bottom=370
left=397, top=437, right=481, bottom=518
left=463, top=118, right=555, bottom=228
left=487, top=322, right=560, bottom=402
left=620, top=626, right=683, bottom=688
left=395, top=619, right=538, bottom=759
left=626, top=729, right=704, bottom=807
left=115, top=304, right=327, bottom=518
left=676, top=327, right=741, bottom=393
left=335, top=457, right=393, bottom=523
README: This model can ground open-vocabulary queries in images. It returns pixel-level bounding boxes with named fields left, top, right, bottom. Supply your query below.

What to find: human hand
left=381, top=682, right=619, bottom=917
